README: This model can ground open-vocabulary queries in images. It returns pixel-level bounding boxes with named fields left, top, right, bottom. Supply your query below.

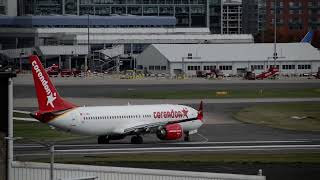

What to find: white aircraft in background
left=27, top=55, right=204, bottom=144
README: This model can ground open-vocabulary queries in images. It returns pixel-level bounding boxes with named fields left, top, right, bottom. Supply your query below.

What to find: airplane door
left=71, top=112, right=77, bottom=127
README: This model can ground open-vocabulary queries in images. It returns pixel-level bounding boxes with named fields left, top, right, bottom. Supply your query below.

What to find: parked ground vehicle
left=196, top=68, right=224, bottom=78
left=46, top=64, right=59, bottom=77
left=72, top=68, right=82, bottom=77
left=313, top=68, right=320, bottom=79
left=244, top=71, right=256, bottom=80
left=60, top=69, right=72, bottom=77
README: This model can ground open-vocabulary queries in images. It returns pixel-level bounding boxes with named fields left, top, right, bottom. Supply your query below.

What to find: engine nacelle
left=156, top=124, right=183, bottom=140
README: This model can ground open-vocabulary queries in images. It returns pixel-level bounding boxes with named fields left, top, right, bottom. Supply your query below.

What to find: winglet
left=197, top=101, right=203, bottom=121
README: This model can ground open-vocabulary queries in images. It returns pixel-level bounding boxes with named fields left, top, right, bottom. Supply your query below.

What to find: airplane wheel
left=137, top=136, right=143, bottom=144
left=98, top=136, right=109, bottom=144
left=184, top=132, right=190, bottom=142
left=131, top=135, right=143, bottom=144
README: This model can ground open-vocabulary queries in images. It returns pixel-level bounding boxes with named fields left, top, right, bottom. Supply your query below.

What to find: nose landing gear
left=98, top=135, right=110, bottom=144
left=184, top=132, right=190, bottom=142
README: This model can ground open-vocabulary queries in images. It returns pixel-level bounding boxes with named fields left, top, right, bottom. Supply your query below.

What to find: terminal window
left=298, top=64, right=311, bottom=69
left=155, top=66, right=161, bottom=70
left=203, top=66, right=216, bottom=70
left=282, top=65, right=296, bottom=70
left=187, top=66, right=200, bottom=71
left=251, top=65, right=264, bottom=70
left=269, top=65, right=280, bottom=69
left=219, top=65, right=232, bottom=70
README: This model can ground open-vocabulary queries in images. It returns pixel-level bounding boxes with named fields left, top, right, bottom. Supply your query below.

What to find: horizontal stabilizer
left=13, top=117, right=38, bottom=122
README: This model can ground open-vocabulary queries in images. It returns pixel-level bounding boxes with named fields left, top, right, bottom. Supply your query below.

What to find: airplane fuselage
left=50, top=104, right=203, bottom=136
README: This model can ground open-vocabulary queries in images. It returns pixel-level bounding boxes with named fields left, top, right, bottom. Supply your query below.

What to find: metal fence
left=12, top=161, right=266, bottom=180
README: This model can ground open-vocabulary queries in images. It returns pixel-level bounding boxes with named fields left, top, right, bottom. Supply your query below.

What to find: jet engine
left=156, top=124, right=183, bottom=140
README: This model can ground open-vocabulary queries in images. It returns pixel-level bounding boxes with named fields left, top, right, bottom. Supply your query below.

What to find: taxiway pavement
left=13, top=80, right=320, bottom=158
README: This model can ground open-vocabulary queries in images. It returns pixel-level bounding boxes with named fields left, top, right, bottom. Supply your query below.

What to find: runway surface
left=13, top=98, right=320, bottom=158
left=14, top=140, right=320, bottom=157
left=14, top=122, right=320, bottom=158
left=12, top=80, right=320, bottom=180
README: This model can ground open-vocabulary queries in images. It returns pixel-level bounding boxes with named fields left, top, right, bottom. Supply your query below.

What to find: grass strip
left=13, top=120, right=86, bottom=142
left=233, top=103, right=320, bottom=131
left=109, top=88, right=320, bottom=99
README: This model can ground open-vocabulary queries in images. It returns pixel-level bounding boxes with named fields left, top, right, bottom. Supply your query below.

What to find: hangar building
left=136, top=43, right=320, bottom=76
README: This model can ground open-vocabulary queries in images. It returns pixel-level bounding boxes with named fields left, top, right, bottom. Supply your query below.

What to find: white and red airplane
left=28, top=55, right=204, bottom=144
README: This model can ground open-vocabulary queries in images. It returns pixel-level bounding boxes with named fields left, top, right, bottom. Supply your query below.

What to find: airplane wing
left=13, top=110, right=31, bottom=114
left=13, top=117, right=38, bottom=122
left=13, top=110, right=38, bottom=122
left=123, top=116, right=199, bottom=135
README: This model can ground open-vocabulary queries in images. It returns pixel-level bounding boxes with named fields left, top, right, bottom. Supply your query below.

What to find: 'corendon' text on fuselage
left=153, top=109, right=188, bottom=119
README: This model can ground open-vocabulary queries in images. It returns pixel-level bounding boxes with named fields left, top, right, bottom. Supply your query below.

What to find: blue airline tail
left=301, top=31, right=314, bottom=43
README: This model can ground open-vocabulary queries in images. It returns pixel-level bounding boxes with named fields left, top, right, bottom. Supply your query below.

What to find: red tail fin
left=29, top=55, right=76, bottom=113
left=197, top=101, right=203, bottom=121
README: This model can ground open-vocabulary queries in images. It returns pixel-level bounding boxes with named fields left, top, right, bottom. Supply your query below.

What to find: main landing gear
left=184, top=132, right=190, bottom=142
left=131, top=135, right=143, bottom=144
left=98, top=135, right=109, bottom=144
left=97, top=135, right=143, bottom=144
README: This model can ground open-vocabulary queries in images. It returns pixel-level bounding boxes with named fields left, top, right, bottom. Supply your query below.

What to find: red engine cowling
left=156, top=124, right=183, bottom=140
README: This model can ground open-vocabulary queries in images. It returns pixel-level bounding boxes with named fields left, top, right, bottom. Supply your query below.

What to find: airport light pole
left=273, top=0, right=277, bottom=66
left=19, top=49, right=24, bottom=73
left=182, top=57, right=186, bottom=77
left=7, top=77, right=13, bottom=180
left=220, top=0, right=223, bottom=34
left=49, top=144, right=55, bottom=180
left=2, top=72, right=16, bottom=180
left=86, top=13, right=90, bottom=73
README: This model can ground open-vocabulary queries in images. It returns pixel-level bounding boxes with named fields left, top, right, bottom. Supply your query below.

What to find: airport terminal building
left=137, top=43, right=320, bottom=76
left=0, top=15, right=253, bottom=71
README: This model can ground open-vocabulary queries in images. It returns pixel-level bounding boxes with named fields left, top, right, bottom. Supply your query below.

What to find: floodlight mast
left=86, top=13, right=90, bottom=73
left=273, top=0, right=278, bottom=66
